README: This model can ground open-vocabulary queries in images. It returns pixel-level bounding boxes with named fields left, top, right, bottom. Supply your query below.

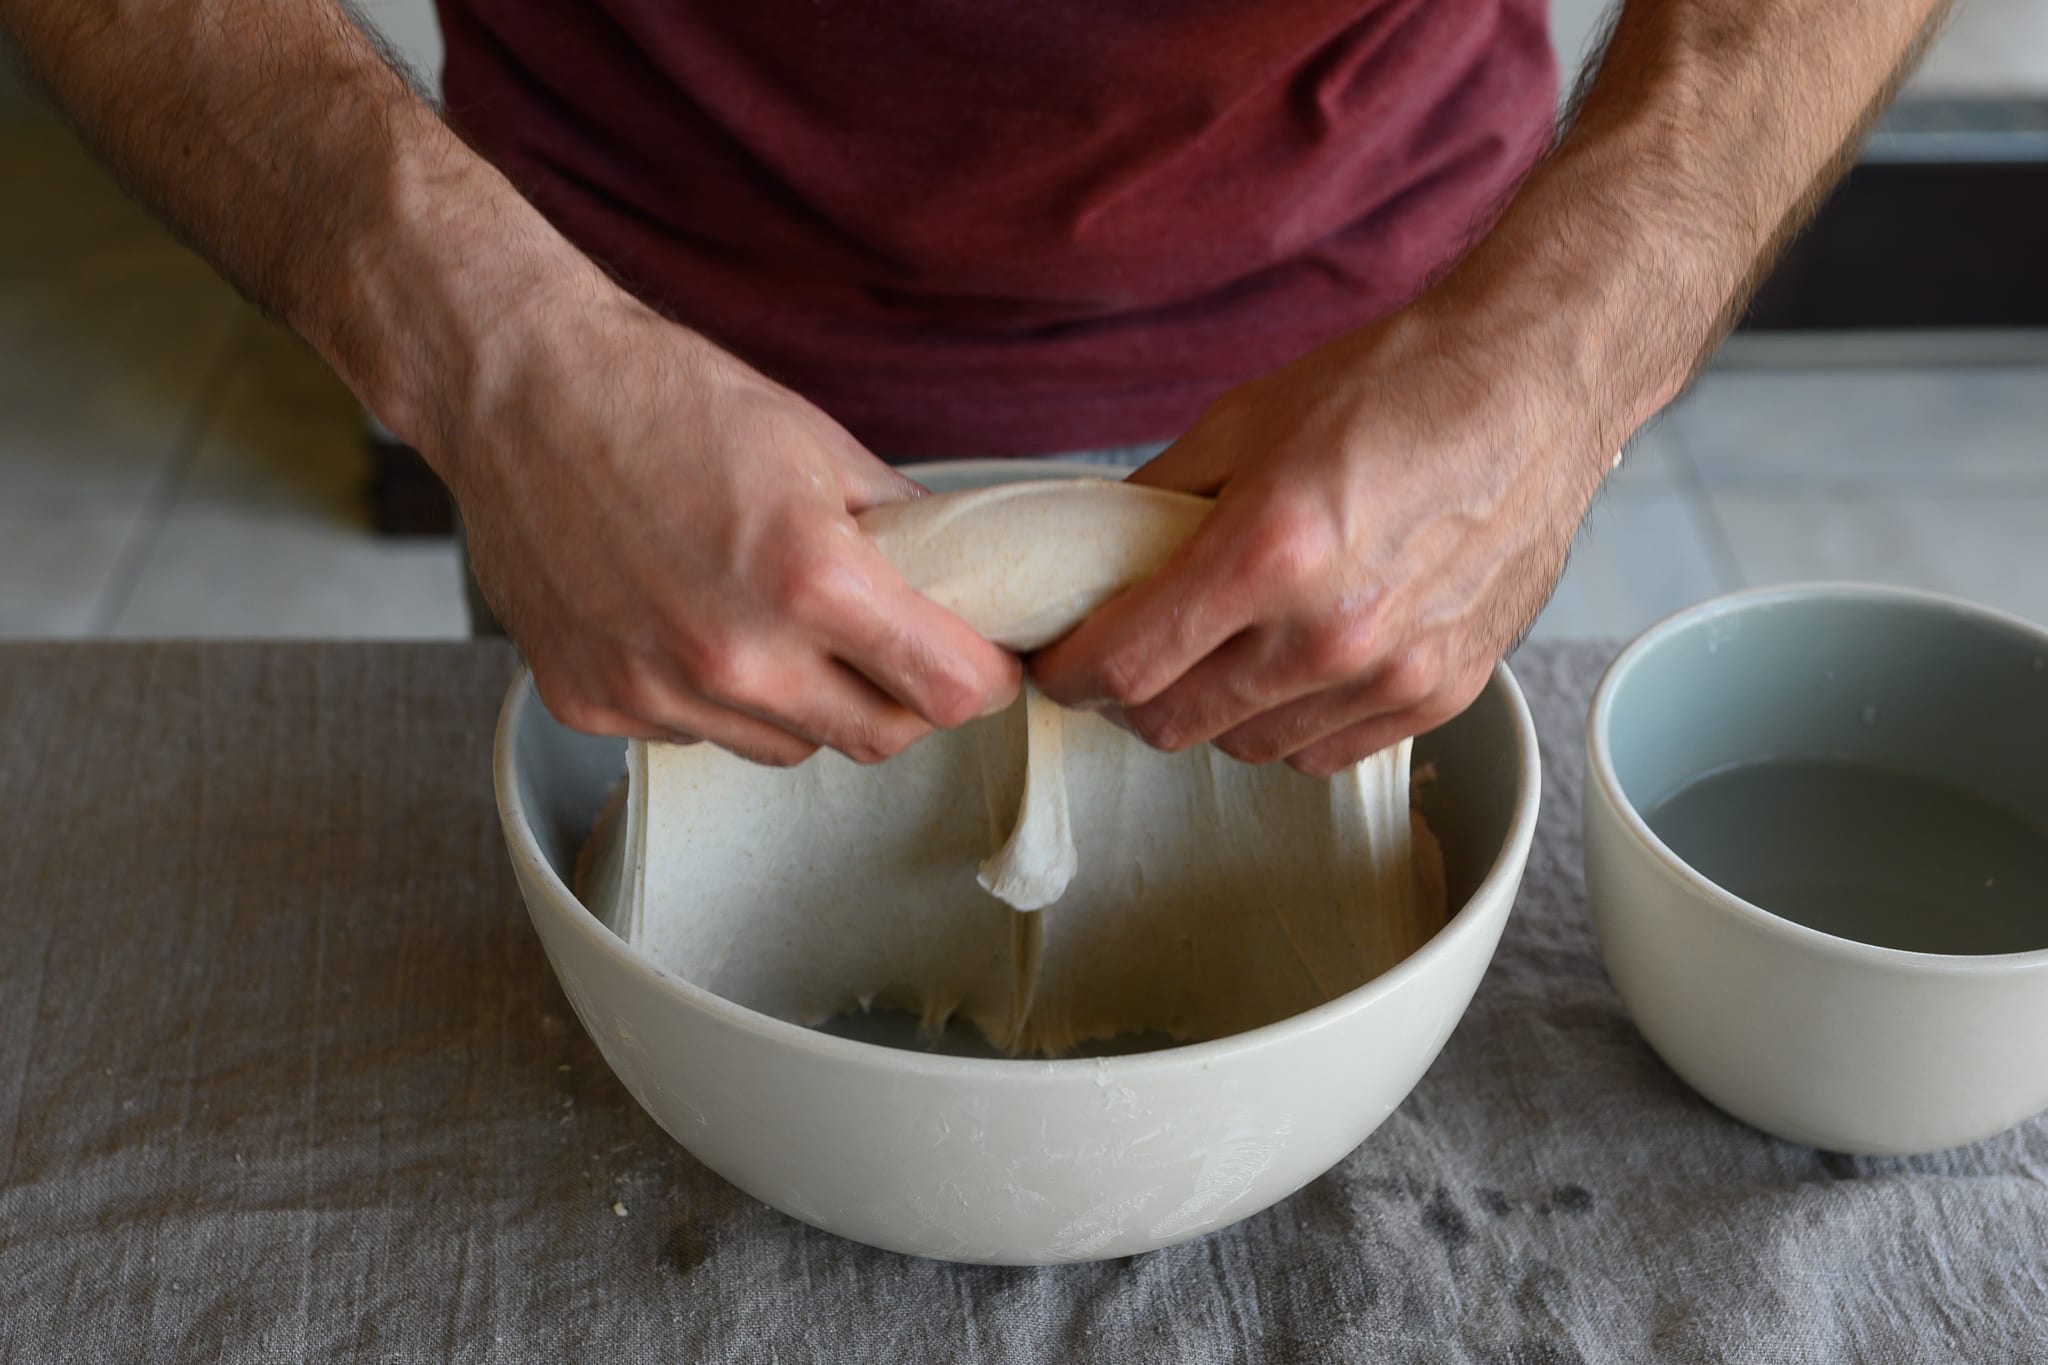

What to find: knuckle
left=1380, top=653, right=1440, bottom=709
left=1303, top=616, right=1379, bottom=681
left=770, top=549, right=847, bottom=621
left=679, top=632, right=758, bottom=703
left=549, top=695, right=612, bottom=735
left=532, top=671, right=613, bottom=734
left=745, top=737, right=816, bottom=769
left=1097, top=653, right=1155, bottom=709
left=1237, top=506, right=1329, bottom=590
left=866, top=720, right=929, bottom=763
left=1287, top=748, right=1344, bottom=780
left=1126, top=704, right=1187, bottom=752
left=1215, top=729, right=1279, bottom=765
left=608, top=660, right=673, bottom=722
left=833, top=720, right=890, bottom=767
left=830, top=703, right=930, bottom=766
left=1212, top=731, right=1254, bottom=762
left=921, top=669, right=987, bottom=730
left=859, top=732, right=915, bottom=764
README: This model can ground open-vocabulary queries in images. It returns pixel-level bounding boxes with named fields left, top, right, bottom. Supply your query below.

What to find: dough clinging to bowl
left=497, top=459, right=1541, bottom=1263
left=586, top=479, right=1441, bottom=1056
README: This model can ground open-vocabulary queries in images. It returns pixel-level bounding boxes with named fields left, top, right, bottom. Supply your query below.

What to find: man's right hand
left=443, top=281, right=1020, bottom=765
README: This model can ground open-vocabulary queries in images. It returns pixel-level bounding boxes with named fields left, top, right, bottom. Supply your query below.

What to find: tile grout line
left=1661, top=411, right=1749, bottom=595
left=83, top=317, right=250, bottom=636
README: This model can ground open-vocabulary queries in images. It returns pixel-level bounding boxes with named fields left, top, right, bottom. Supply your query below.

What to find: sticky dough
left=581, top=479, right=1444, bottom=1056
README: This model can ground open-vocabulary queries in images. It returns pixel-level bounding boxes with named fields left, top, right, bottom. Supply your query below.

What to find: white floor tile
left=0, top=280, right=246, bottom=501
left=1526, top=490, right=1731, bottom=641
left=0, top=112, right=255, bottom=501
left=1708, top=489, right=2048, bottom=629
left=1666, top=368, right=2048, bottom=489
left=1906, top=0, right=2048, bottom=97
left=85, top=306, right=470, bottom=640
left=0, top=512, right=144, bottom=638
left=106, top=513, right=467, bottom=639
left=0, top=163, right=251, bottom=508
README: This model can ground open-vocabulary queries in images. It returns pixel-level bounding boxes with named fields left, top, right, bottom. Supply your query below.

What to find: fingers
left=817, top=541, right=1024, bottom=730
left=1274, top=669, right=1489, bottom=778
left=663, top=626, right=976, bottom=766
left=1031, top=513, right=1255, bottom=712
left=1210, top=684, right=1366, bottom=766
left=1123, top=421, right=1237, bottom=497
left=657, top=521, right=1018, bottom=758
left=723, top=660, right=937, bottom=766
left=560, top=529, right=1017, bottom=765
left=1118, top=631, right=1302, bottom=752
left=538, top=698, right=696, bottom=744
left=1120, top=600, right=1404, bottom=751
left=1283, top=708, right=1438, bottom=779
left=831, top=437, right=933, bottom=513
left=1203, top=645, right=1434, bottom=762
left=534, top=672, right=818, bottom=766
left=1029, top=425, right=1248, bottom=711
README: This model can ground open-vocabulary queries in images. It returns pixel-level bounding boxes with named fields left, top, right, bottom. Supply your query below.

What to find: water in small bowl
left=1645, top=755, right=2048, bottom=955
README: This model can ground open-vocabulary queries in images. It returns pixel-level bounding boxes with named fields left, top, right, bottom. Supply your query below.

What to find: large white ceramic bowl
left=1586, top=583, right=2048, bottom=1156
left=495, top=460, right=1542, bottom=1263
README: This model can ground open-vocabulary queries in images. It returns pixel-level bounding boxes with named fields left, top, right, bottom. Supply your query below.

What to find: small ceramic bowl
left=495, top=460, right=1543, bottom=1263
left=1586, top=583, right=2048, bottom=1155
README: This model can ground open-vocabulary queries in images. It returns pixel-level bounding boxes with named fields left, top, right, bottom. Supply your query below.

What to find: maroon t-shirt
left=437, top=1, right=1556, bottom=456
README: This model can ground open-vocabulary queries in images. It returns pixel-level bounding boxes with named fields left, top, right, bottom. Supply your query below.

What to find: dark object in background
left=368, top=424, right=454, bottom=537
left=1746, top=160, right=2048, bottom=329
left=1744, top=98, right=2048, bottom=330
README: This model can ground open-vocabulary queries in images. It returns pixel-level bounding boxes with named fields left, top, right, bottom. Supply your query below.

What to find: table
left=2, top=642, right=2042, bottom=1363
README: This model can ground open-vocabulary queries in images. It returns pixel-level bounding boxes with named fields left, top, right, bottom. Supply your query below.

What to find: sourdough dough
left=581, top=480, right=1443, bottom=1056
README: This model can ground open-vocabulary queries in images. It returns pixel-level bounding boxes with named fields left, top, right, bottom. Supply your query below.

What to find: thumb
left=832, top=435, right=929, bottom=514
left=1124, top=419, right=1238, bottom=497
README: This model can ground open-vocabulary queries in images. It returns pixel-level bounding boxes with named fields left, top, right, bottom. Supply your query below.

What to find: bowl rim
left=1586, top=580, right=2048, bottom=975
left=496, top=643, right=1543, bottom=1085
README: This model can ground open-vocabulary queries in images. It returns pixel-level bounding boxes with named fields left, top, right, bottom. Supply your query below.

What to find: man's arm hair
left=0, top=0, right=604, bottom=464
left=1435, top=0, right=1951, bottom=461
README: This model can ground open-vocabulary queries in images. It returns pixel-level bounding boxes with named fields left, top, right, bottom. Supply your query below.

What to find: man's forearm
left=1432, top=0, right=1948, bottom=470
left=0, top=0, right=602, bottom=471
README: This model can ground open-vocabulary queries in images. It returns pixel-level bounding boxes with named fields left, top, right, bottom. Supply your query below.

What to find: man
left=4, top=0, right=1942, bottom=772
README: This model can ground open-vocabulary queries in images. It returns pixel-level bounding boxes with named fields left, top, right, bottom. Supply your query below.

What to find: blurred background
left=1, top=0, right=2043, bottom=642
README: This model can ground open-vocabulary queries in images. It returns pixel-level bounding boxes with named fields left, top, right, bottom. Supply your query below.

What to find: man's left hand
left=1032, top=300, right=1611, bottom=776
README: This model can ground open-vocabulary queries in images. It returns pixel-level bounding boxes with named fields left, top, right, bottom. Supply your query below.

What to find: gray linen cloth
left=1, top=641, right=2042, bottom=1363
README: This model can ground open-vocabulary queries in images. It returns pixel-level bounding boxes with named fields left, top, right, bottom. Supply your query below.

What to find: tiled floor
left=2, top=103, right=2045, bottom=645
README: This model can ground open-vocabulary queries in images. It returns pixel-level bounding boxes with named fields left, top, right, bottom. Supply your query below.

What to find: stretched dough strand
left=581, top=480, right=1443, bottom=1056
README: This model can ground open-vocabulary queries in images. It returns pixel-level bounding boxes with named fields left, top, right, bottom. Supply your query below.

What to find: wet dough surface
left=583, top=480, right=1443, bottom=1055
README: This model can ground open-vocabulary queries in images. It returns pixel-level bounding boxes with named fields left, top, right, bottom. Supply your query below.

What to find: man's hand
left=1044, top=0, right=1948, bottom=774
left=1033, top=303, right=1602, bottom=776
left=450, top=283, right=1019, bottom=764
left=0, top=0, right=1021, bottom=765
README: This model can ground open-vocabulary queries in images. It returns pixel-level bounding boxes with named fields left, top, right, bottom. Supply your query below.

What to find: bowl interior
left=510, top=459, right=1528, bottom=1058
left=509, top=675, right=1526, bottom=1059
left=1598, top=587, right=2048, bottom=954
